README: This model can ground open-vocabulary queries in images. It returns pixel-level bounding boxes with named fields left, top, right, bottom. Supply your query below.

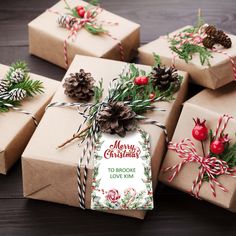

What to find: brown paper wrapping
left=138, top=26, right=236, bottom=89
left=29, top=0, right=140, bottom=69
left=22, top=55, right=188, bottom=219
left=159, top=82, right=236, bottom=212
left=0, top=64, right=59, bottom=175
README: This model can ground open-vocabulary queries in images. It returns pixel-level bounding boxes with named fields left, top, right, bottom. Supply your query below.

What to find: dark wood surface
left=0, top=0, right=236, bottom=235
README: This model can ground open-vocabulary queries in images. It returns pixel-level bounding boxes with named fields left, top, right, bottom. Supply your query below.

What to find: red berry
left=134, top=76, right=149, bottom=86
left=192, top=118, right=208, bottom=141
left=76, top=6, right=85, bottom=17
left=210, top=140, right=225, bottom=155
left=140, top=76, right=149, bottom=85
left=149, top=93, right=155, bottom=101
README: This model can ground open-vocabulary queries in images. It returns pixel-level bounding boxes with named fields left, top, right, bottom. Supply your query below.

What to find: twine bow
left=163, top=114, right=236, bottom=199
left=48, top=1, right=124, bottom=68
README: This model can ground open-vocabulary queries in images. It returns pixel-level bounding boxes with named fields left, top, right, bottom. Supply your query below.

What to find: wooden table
left=0, top=0, right=235, bottom=235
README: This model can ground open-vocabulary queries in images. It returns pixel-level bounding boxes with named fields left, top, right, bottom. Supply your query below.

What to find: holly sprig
left=0, top=61, right=44, bottom=112
left=64, top=0, right=107, bottom=35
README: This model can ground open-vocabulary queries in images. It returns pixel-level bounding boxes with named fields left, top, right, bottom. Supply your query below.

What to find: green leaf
left=129, top=64, right=139, bottom=78
left=153, top=53, right=162, bottom=66
left=94, top=78, right=103, bottom=104
left=84, top=23, right=107, bottom=35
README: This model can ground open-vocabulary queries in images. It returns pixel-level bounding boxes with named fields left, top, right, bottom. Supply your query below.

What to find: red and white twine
left=163, top=114, right=236, bottom=199
left=48, top=3, right=124, bottom=68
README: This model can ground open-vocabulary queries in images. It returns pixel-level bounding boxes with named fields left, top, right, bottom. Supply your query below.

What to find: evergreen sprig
left=0, top=61, right=44, bottom=112
left=169, top=14, right=213, bottom=66
left=222, top=142, right=236, bottom=168
left=5, top=61, right=28, bottom=81
left=84, top=61, right=182, bottom=138
left=170, top=42, right=213, bottom=66
left=10, top=76, right=44, bottom=97
left=203, top=132, right=236, bottom=182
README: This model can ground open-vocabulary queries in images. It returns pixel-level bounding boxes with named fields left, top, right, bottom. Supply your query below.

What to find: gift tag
left=91, top=129, right=153, bottom=210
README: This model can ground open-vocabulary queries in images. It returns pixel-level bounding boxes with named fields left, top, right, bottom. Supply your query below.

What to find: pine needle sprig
left=5, top=61, right=28, bottom=81
left=0, top=61, right=44, bottom=112
left=10, top=75, right=44, bottom=97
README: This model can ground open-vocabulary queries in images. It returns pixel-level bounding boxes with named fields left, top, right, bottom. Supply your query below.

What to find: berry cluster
left=192, top=118, right=228, bottom=155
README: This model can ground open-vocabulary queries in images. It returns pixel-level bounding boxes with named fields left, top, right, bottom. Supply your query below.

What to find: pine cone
left=205, top=25, right=217, bottom=37
left=63, top=69, right=95, bottom=101
left=204, top=25, right=232, bottom=49
left=202, top=36, right=216, bottom=49
left=58, top=15, right=77, bottom=28
left=214, top=30, right=232, bottom=48
left=0, top=79, right=10, bottom=93
left=150, top=65, right=180, bottom=92
left=10, top=68, right=25, bottom=83
left=96, top=101, right=137, bottom=137
left=0, top=88, right=27, bottom=101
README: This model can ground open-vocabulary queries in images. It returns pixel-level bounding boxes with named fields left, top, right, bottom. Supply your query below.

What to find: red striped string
left=163, top=114, right=236, bottom=199
left=48, top=3, right=124, bottom=68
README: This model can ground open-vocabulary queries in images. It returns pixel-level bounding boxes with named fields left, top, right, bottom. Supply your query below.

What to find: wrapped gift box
left=138, top=26, right=236, bottom=89
left=159, top=82, right=236, bottom=212
left=0, top=64, right=59, bottom=174
left=22, top=55, right=188, bottom=219
left=29, top=0, right=140, bottom=69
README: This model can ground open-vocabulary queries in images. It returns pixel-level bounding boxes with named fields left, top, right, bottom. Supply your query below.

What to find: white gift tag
left=91, top=129, right=153, bottom=210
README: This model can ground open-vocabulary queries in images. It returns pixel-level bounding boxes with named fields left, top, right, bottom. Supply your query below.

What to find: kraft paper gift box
left=0, top=64, right=59, bottom=175
left=29, top=0, right=140, bottom=69
left=159, top=82, right=236, bottom=212
left=138, top=26, right=236, bottom=89
left=22, top=55, right=188, bottom=219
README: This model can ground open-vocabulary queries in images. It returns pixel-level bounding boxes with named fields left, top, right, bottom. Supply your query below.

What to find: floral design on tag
left=91, top=129, right=154, bottom=210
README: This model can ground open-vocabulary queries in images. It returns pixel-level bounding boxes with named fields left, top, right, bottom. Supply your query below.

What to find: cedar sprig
left=170, top=42, right=213, bottom=66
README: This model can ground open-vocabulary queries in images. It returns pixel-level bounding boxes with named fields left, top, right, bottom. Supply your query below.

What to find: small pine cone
left=10, top=68, right=25, bottom=83
left=214, top=30, right=232, bottom=48
left=0, top=79, right=11, bottom=93
left=96, top=101, right=137, bottom=137
left=202, top=36, right=216, bottom=49
left=150, top=65, right=180, bottom=92
left=63, top=69, right=95, bottom=101
left=1, top=88, right=27, bottom=101
left=205, top=25, right=217, bottom=37
left=58, top=15, right=77, bottom=28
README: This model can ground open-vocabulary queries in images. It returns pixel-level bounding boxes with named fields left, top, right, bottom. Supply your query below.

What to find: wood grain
left=0, top=0, right=235, bottom=235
